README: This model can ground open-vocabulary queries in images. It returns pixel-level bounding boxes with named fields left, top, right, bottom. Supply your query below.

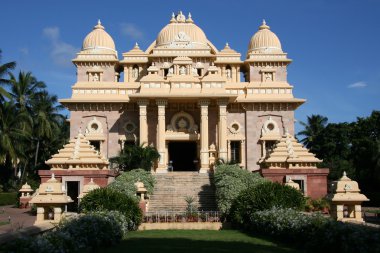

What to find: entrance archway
left=168, top=141, right=198, bottom=171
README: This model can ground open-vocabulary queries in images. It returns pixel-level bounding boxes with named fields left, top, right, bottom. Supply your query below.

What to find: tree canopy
left=0, top=50, right=69, bottom=192
left=298, top=111, right=380, bottom=205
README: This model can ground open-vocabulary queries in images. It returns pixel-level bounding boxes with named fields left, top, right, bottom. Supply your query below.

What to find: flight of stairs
left=148, top=172, right=217, bottom=212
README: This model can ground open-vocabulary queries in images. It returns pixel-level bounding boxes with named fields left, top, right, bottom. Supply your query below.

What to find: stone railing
left=144, top=211, right=220, bottom=223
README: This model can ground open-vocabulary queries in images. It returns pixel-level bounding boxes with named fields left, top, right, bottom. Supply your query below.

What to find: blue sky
left=1, top=0, right=379, bottom=132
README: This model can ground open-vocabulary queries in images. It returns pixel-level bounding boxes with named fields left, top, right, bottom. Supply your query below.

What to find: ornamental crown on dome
left=247, top=19, right=283, bottom=55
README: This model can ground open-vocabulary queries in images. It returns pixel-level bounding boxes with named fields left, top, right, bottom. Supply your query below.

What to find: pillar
left=227, top=140, right=231, bottom=161
left=217, top=99, right=228, bottom=162
left=36, top=207, right=45, bottom=223
left=156, top=99, right=167, bottom=173
left=138, top=99, right=149, bottom=146
left=54, top=207, right=62, bottom=223
left=199, top=100, right=210, bottom=173
left=240, top=139, right=246, bottom=168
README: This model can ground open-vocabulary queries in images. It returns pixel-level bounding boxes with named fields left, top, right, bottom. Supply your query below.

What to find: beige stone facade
left=60, top=12, right=307, bottom=175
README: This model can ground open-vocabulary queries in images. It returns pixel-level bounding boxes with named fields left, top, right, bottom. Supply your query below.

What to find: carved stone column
left=199, top=99, right=210, bottom=173
left=240, top=139, right=246, bottom=168
left=137, top=99, right=149, bottom=146
left=156, top=99, right=167, bottom=173
left=217, top=99, right=228, bottom=162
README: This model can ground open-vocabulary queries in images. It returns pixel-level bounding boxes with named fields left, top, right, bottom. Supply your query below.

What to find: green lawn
left=100, top=230, right=301, bottom=253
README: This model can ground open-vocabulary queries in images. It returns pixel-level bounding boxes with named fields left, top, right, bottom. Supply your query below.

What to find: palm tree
left=7, top=71, right=46, bottom=112
left=298, top=114, right=328, bottom=151
left=110, top=144, right=160, bottom=171
left=30, top=91, right=65, bottom=166
left=0, top=101, right=31, bottom=176
left=0, top=49, right=16, bottom=102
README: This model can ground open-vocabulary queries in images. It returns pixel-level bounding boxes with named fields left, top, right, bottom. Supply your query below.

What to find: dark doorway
left=66, top=181, right=79, bottom=212
left=168, top=141, right=198, bottom=171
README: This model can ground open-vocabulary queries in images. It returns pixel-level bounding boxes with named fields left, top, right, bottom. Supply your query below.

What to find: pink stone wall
left=69, top=110, right=121, bottom=158
left=261, top=168, right=329, bottom=199
left=249, top=64, right=288, bottom=82
left=76, top=64, right=117, bottom=82
left=245, top=110, right=294, bottom=171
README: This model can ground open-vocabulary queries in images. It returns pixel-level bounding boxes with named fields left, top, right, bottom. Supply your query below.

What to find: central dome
left=155, top=12, right=209, bottom=49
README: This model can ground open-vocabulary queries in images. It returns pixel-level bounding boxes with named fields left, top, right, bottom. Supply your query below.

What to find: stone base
left=261, top=168, right=329, bottom=199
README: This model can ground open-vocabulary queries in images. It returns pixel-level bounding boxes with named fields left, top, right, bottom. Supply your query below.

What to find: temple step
left=148, top=172, right=217, bottom=212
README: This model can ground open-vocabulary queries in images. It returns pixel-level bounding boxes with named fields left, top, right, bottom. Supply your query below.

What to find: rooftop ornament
left=328, top=171, right=369, bottom=223
left=29, top=173, right=73, bottom=224
left=19, top=182, right=34, bottom=208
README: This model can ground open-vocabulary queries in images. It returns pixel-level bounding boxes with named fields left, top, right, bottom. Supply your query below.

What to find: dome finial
left=176, top=10, right=186, bottom=23
left=259, top=19, right=270, bottom=30
left=94, top=19, right=104, bottom=30
left=170, top=12, right=176, bottom=23
left=186, top=12, right=194, bottom=23
left=135, top=42, right=139, bottom=48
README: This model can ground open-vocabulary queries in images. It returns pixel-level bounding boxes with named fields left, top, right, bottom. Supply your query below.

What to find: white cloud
left=43, top=27, right=79, bottom=67
left=120, top=23, right=144, bottom=40
left=19, top=47, right=29, bottom=55
left=347, top=81, right=367, bottom=88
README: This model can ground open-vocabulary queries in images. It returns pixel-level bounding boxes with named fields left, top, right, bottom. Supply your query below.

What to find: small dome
left=156, top=12, right=209, bottom=49
left=82, top=20, right=116, bottom=52
left=248, top=20, right=282, bottom=54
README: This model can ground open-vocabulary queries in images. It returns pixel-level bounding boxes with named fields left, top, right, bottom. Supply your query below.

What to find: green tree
left=110, top=144, right=160, bottom=171
left=298, top=114, right=328, bottom=155
left=0, top=49, right=15, bottom=102
left=30, top=91, right=65, bottom=167
left=7, top=71, right=46, bottom=112
left=0, top=101, right=31, bottom=178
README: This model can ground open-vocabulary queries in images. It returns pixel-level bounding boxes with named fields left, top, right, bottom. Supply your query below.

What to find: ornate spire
left=259, top=19, right=270, bottom=30
left=186, top=12, right=194, bottom=23
left=170, top=12, right=176, bottom=23
left=94, top=19, right=104, bottom=30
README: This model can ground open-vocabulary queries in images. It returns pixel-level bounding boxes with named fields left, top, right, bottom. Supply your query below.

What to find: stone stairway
left=148, top=172, right=217, bottom=212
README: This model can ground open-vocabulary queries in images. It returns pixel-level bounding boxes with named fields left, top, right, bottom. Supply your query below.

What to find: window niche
left=260, top=69, right=276, bottom=82
left=88, top=71, right=103, bottom=82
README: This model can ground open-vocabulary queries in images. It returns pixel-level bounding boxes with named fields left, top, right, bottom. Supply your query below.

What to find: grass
left=100, top=230, right=301, bottom=253
left=0, top=221, right=10, bottom=226
left=0, top=192, right=18, bottom=206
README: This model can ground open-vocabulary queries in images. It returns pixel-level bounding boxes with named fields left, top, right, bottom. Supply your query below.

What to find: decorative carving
left=167, top=111, right=198, bottom=133
left=124, top=121, right=137, bottom=134
left=85, top=117, right=103, bottom=135
left=179, top=66, right=186, bottom=75
left=261, top=116, right=280, bottom=136
left=175, top=31, right=190, bottom=42
left=228, top=121, right=241, bottom=134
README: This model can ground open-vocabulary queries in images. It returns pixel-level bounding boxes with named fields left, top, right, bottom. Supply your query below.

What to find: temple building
left=45, top=11, right=328, bottom=208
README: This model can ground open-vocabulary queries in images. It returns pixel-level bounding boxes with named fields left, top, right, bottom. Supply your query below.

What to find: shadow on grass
left=102, top=238, right=298, bottom=253
left=99, top=230, right=301, bottom=253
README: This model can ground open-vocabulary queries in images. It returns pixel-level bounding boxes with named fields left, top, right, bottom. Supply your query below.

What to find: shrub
left=108, top=168, right=156, bottom=198
left=230, top=181, right=306, bottom=225
left=249, top=207, right=380, bottom=253
left=79, top=187, right=142, bottom=230
left=0, top=192, right=18, bottom=206
left=214, top=164, right=266, bottom=216
left=3, top=211, right=127, bottom=253
left=110, top=144, right=160, bottom=171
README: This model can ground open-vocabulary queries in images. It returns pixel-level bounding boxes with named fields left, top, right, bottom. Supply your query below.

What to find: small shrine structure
left=328, top=172, right=369, bottom=223
left=19, top=182, right=34, bottom=208
left=260, top=132, right=329, bottom=198
left=135, top=181, right=149, bottom=213
left=38, top=132, right=115, bottom=211
left=29, top=174, right=73, bottom=224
